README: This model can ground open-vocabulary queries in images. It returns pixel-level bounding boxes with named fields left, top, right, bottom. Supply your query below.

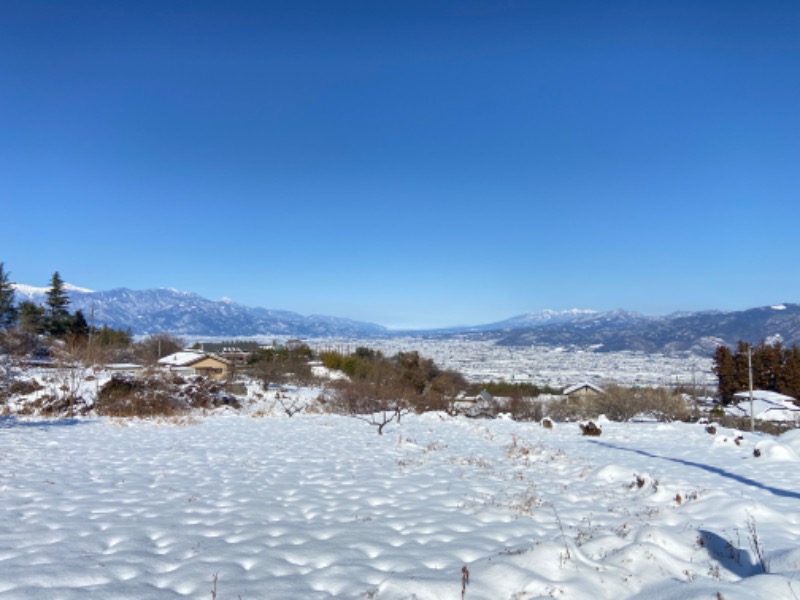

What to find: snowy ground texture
left=3, top=413, right=800, bottom=599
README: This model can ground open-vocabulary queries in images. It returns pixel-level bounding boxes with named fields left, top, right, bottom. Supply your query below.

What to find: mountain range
left=11, top=284, right=800, bottom=354
left=11, top=285, right=387, bottom=339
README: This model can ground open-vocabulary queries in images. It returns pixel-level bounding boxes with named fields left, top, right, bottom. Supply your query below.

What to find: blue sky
left=2, top=1, right=798, bottom=329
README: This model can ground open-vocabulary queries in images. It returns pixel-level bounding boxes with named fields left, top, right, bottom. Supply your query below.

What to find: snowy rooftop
left=734, top=389, right=797, bottom=404
left=157, top=351, right=206, bottom=367
left=728, top=391, right=800, bottom=422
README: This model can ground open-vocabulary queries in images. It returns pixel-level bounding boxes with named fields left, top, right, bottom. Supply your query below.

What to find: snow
left=157, top=352, right=206, bottom=367
left=728, top=392, right=800, bottom=423
left=10, top=282, right=93, bottom=297
left=2, top=413, right=800, bottom=599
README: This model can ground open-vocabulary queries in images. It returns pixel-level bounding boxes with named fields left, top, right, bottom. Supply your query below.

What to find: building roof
left=733, top=390, right=797, bottom=404
left=563, top=382, right=605, bottom=396
left=157, top=351, right=230, bottom=367
left=727, top=390, right=800, bottom=422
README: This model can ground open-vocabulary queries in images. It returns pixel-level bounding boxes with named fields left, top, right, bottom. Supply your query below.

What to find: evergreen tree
left=95, top=325, right=133, bottom=347
left=778, top=346, right=800, bottom=400
left=0, top=262, right=17, bottom=330
left=69, top=309, right=90, bottom=336
left=18, top=301, right=45, bottom=335
left=45, top=271, right=71, bottom=336
left=753, top=340, right=782, bottom=391
left=712, top=344, right=736, bottom=403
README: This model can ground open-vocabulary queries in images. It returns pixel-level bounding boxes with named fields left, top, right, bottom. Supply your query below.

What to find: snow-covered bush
left=96, top=373, right=241, bottom=417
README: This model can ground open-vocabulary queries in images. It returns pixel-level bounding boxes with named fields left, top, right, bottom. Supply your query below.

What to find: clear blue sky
left=2, top=1, right=798, bottom=329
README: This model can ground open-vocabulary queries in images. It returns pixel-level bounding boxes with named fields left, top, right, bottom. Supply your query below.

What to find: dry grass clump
left=97, top=374, right=241, bottom=417
left=580, top=421, right=602, bottom=436
left=177, top=378, right=241, bottom=410
left=546, top=385, right=690, bottom=423
left=96, top=374, right=183, bottom=417
left=3, top=379, right=44, bottom=398
left=17, top=393, right=91, bottom=416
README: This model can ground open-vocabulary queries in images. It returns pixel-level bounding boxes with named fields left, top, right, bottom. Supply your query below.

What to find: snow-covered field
left=3, top=413, right=800, bottom=599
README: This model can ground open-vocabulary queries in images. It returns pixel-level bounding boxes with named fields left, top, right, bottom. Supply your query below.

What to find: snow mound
left=754, top=439, right=800, bottom=461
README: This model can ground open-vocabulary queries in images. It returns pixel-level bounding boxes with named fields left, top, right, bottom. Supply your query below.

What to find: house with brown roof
left=157, top=351, right=232, bottom=380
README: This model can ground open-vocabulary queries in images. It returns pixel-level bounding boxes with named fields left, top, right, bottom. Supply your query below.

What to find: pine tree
left=69, top=309, right=90, bottom=336
left=712, top=345, right=736, bottom=403
left=0, top=262, right=17, bottom=330
left=754, top=340, right=783, bottom=391
left=18, top=301, right=45, bottom=335
left=778, top=346, right=800, bottom=400
left=45, top=271, right=71, bottom=336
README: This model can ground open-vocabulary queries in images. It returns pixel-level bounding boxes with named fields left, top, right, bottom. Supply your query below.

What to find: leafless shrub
left=0, top=329, right=43, bottom=358
left=546, top=396, right=595, bottom=422
left=24, top=393, right=90, bottom=416
left=629, top=473, right=658, bottom=492
left=580, top=421, right=602, bottom=436
left=714, top=413, right=793, bottom=436
left=746, top=513, right=769, bottom=573
left=178, top=377, right=241, bottom=410
left=597, top=385, right=690, bottom=422
left=133, top=333, right=185, bottom=366
left=355, top=407, right=409, bottom=435
left=325, top=364, right=412, bottom=433
left=276, top=395, right=304, bottom=417
left=499, top=395, right=544, bottom=421
left=546, top=385, right=689, bottom=423
left=2, top=378, right=43, bottom=400
left=96, top=374, right=184, bottom=417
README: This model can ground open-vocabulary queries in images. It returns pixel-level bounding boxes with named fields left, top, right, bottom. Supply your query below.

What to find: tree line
left=0, top=262, right=188, bottom=364
left=713, top=340, right=800, bottom=403
left=1, top=264, right=98, bottom=337
left=319, top=346, right=468, bottom=414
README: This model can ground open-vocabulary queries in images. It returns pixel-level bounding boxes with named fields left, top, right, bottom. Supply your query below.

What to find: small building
left=158, top=351, right=231, bottom=380
left=728, top=390, right=800, bottom=423
left=195, top=341, right=261, bottom=365
left=563, top=382, right=605, bottom=400
left=451, top=389, right=497, bottom=418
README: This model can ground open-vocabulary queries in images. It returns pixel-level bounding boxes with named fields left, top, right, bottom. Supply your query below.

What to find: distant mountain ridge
left=472, top=304, right=800, bottom=354
left=10, top=284, right=800, bottom=353
left=11, top=285, right=388, bottom=338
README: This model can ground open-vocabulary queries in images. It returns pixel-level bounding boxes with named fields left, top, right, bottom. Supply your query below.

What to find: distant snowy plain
left=3, top=411, right=800, bottom=599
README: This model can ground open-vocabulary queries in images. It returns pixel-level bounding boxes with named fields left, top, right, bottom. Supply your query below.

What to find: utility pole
left=748, top=345, right=754, bottom=433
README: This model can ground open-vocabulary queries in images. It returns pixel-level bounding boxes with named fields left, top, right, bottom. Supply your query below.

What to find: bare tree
left=134, top=333, right=185, bottom=365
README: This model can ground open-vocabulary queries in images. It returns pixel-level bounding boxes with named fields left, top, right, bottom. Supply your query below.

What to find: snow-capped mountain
left=486, top=304, right=800, bottom=353
left=467, top=308, right=599, bottom=331
left=10, top=285, right=387, bottom=338
left=11, top=282, right=94, bottom=299
left=10, top=283, right=800, bottom=353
